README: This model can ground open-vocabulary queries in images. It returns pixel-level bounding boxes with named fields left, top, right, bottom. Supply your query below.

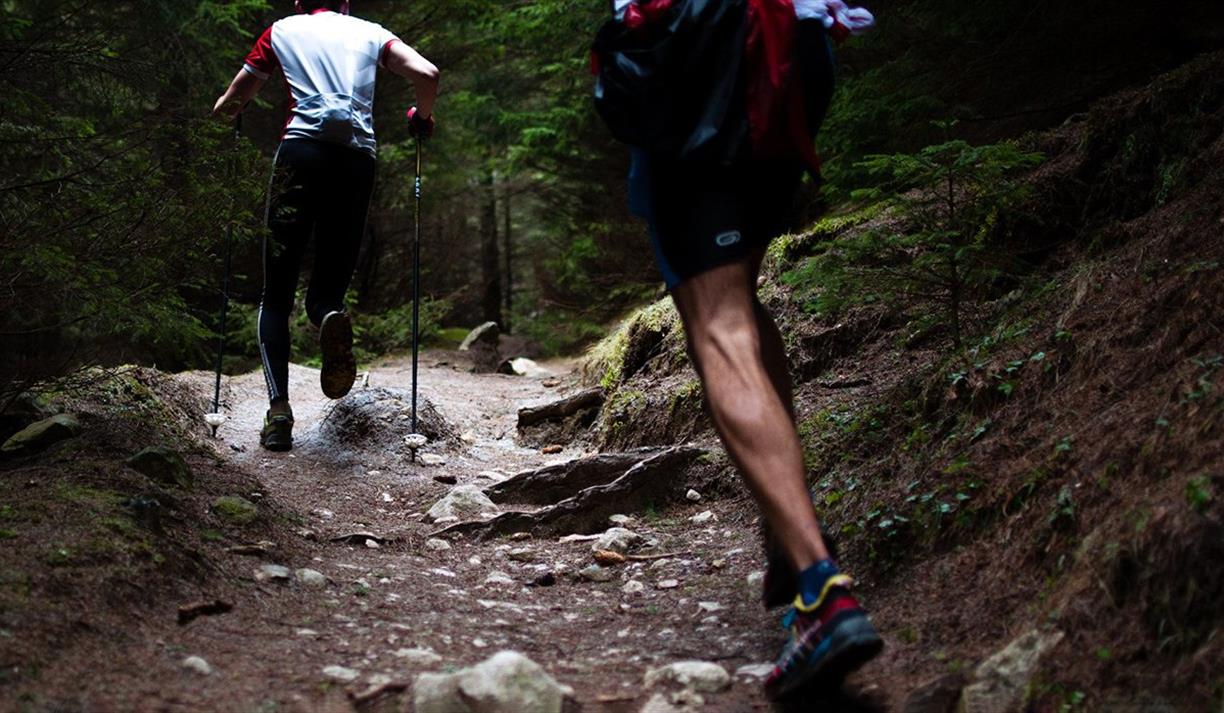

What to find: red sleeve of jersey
left=242, top=26, right=279, bottom=80
left=378, top=38, right=402, bottom=68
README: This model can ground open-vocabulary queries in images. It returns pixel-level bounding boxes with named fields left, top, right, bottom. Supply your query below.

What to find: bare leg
left=748, top=247, right=795, bottom=422
left=671, top=258, right=829, bottom=571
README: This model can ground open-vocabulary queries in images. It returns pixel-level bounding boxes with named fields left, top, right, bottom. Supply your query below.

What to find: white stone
left=592, top=527, right=644, bottom=554
left=622, top=580, right=646, bottom=595
left=295, top=568, right=327, bottom=588
left=255, top=564, right=291, bottom=583
left=609, top=514, right=633, bottom=526
left=182, top=656, right=212, bottom=675
left=393, top=648, right=443, bottom=668
left=656, top=579, right=680, bottom=590
left=484, top=571, right=516, bottom=586
left=644, top=661, right=731, bottom=693
left=425, top=538, right=452, bottom=552
left=696, top=602, right=723, bottom=614
left=685, top=489, right=702, bottom=502
left=427, top=485, right=497, bottom=522
left=688, top=511, right=715, bottom=525
left=322, top=665, right=360, bottom=683
left=413, top=650, right=572, bottom=713
left=419, top=453, right=447, bottom=466
left=746, top=571, right=765, bottom=586
left=296, top=628, right=319, bottom=637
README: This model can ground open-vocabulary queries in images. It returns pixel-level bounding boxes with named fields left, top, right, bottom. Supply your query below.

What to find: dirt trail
left=138, top=354, right=880, bottom=712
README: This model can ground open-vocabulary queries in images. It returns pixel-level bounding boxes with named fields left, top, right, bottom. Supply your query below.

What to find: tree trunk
left=503, top=188, right=513, bottom=334
left=480, top=170, right=503, bottom=327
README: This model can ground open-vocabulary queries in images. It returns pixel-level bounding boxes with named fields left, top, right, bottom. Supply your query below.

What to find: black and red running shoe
left=763, top=574, right=883, bottom=698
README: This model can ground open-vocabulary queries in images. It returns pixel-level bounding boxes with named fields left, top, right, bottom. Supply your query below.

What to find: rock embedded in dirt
left=419, top=453, right=447, bottom=466
left=688, top=511, right=715, bottom=525
left=656, top=579, right=680, bottom=590
left=593, top=528, right=644, bottom=555
left=182, top=656, right=212, bottom=676
left=507, top=548, right=536, bottom=562
left=644, top=661, right=731, bottom=693
left=413, top=650, right=572, bottom=713
left=295, top=568, right=327, bottom=588
left=640, top=692, right=687, bottom=713
left=622, top=580, right=645, bottom=595
left=746, top=571, right=764, bottom=586
left=427, top=485, right=498, bottom=522
left=125, top=446, right=192, bottom=489
left=433, top=474, right=458, bottom=485
left=960, top=629, right=1064, bottom=713
left=319, top=388, right=457, bottom=455
left=212, top=496, right=259, bottom=526
left=322, top=665, right=360, bottom=683
left=1, top=414, right=81, bottom=455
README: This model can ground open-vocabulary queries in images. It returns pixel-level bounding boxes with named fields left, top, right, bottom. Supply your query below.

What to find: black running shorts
left=630, top=150, right=804, bottom=288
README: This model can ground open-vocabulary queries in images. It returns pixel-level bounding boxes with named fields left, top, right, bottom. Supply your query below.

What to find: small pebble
left=182, top=656, right=212, bottom=676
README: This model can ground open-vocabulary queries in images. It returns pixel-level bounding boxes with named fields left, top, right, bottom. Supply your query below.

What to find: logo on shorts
left=714, top=230, right=742, bottom=247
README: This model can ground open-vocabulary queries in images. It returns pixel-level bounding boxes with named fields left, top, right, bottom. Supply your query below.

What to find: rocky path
left=151, top=353, right=879, bottom=712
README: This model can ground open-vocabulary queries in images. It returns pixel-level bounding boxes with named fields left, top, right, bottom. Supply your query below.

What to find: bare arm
left=384, top=41, right=440, bottom=118
left=212, top=69, right=264, bottom=121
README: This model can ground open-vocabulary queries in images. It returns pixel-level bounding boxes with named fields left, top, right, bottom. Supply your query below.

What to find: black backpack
left=592, top=0, right=751, bottom=163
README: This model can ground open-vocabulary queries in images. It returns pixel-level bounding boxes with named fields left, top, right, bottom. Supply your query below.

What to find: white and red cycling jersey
left=244, top=9, right=401, bottom=156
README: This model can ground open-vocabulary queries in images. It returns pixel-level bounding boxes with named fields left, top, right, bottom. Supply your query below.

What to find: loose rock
left=255, top=564, right=292, bottom=584
left=427, top=485, right=498, bottom=522
left=688, top=511, right=715, bottom=525
left=419, top=453, right=447, bottom=466
left=182, top=656, right=212, bottom=676
left=622, top=580, right=645, bottom=595
left=592, top=528, right=644, bottom=555
left=734, top=663, right=773, bottom=680
left=644, top=661, right=731, bottom=693
left=413, top=650, right=572, bottom=713
left=393, top=648, right=443, bottom=668
left=425, top=538, right=452, bottom=552
left=685, top=489, right=702, bottom=502
left=322, top=665, right=360, bottom=683
left=579, top=565, right=614, bottom=583
left=656, top=579, right=680, bottom=590
left=295, top=568, right=328, bottom=588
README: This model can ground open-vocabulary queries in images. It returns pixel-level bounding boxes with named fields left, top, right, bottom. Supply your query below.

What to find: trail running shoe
left=319, top=310, right=356, bottom=400
left=260, top=411, right=294, bottom=452
left=764, top=575, right=883, bottom=698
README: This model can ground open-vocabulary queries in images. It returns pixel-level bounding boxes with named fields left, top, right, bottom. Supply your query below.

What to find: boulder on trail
left=1, top=414, right=81, bottom=455
left=317, top=387, right=457, bottom=460
left=486, top=450, right=662, bottom=506
left=413, top=650, right=572, bottom=713
left=427, top=485, right=497, bottom=522
left=125, top=446, right=192, bottom=489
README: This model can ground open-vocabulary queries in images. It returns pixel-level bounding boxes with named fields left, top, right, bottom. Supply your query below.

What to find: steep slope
left=586, top=52, right=1224, bottom=710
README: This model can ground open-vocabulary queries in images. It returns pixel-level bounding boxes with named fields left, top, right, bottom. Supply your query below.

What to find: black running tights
left=258, top=138, right=375, bottom=403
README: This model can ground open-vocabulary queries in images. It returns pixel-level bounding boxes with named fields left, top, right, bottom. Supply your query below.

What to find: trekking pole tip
left=205, top=412, right=227, bottom=438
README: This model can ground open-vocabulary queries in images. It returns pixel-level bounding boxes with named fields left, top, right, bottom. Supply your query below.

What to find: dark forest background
left=2, top=0, right=1222, bottom=405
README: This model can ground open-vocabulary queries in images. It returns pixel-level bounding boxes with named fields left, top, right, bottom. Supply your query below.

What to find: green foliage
left=786, top=124, right=1042, bottom=346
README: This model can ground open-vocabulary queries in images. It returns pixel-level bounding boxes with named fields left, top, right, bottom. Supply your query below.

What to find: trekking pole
left=403, top=132, right=428, bottom=462
left=205, top=113, right=243, bottom=438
